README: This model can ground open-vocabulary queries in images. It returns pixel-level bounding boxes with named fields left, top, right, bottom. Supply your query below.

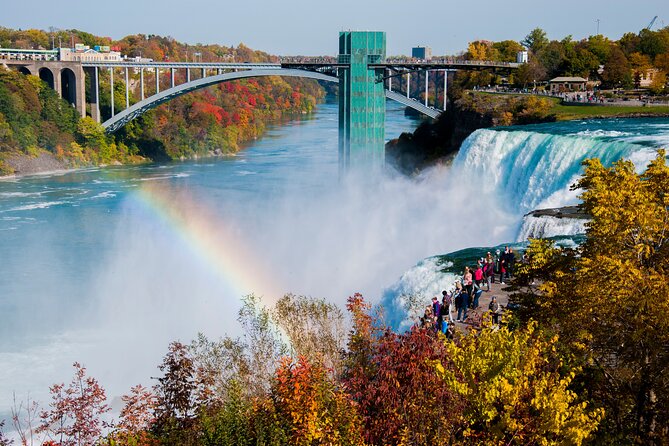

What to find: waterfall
left=451, top=128, right=657, bottom=215
left=380, top=123, right=662, bottom=330
left=517, top=214, right=589, bottom=241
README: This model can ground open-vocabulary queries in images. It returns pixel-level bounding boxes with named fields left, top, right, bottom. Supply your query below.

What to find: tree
left=271, top=294, right=346, bottom=375
left=253, top=356, right=364, bottom=446
left=639, top=28, right=669, bottom=59
left=112, top=384, right=158, bottom=445
left=655, top=53, right=669, bottom=73
left=0, top=420, right=11, bottom=446
left=618, top=32, right=641, bottom=56
left=602, top=46, right=632, bottom=88
left=510, top=151, right=669, bottom=443
left=629, top=52, right=653, bottom=88
left=492, top=40, right=524, bottom=62
left=342, top=295, right=459, bottom=445
left=514, top=59, right=547, bottom=87
left=522, top=28, right=548, bottom=54
left=467, top=41, right=493, bottom=61
left=587, top=34, right=612, bottom=64
left=649, top=71, right=667, bottom=95
left=152, top=342, right=197, bottom=443
left=435, top=322, right=603, bottom=445
left=38, top=362, right=110, bottom=446
left=537, top=40, right=566, bottom=79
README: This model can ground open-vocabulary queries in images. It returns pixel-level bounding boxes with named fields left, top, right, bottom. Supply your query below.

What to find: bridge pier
left=425, top=70, right=428, bottom=107
left=406, top=73, right=410, bottom=98
left=125, top=67, right=130, bottom=109
left=86, top=66, right=101, bottom=123
left=110, top=68, right=115, bottom=117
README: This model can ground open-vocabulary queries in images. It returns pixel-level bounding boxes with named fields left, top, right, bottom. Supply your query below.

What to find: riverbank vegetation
left=0, top=27, right=324, bottom=175
left=4, top=153, right=668, bottom=445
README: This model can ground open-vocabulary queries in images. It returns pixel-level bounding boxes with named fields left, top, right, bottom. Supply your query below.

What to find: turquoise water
left=1, top=102, right=668, bottom=419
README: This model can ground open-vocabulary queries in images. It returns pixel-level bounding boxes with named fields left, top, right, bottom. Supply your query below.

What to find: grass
left=472, top=92, right=669, bottom=121
left=551, top=102, right=669, bottom=120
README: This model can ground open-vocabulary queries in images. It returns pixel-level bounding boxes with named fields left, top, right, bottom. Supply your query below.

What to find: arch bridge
left=2, top=32, right=518, bottom=168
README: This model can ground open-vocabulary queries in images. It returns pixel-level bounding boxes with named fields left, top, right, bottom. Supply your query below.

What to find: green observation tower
left=338, top=31, right=386, bottom=171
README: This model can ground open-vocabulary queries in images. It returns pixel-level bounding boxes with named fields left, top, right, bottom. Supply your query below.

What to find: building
left=516, top=51, right=528, bottom=64
left=59, top=47, right=122, bottom=62
left=636, top=68, right=660, bottom=88
left=0, top=48, right=58, bottom=61
left=548, top=76, right=587, bottom=93
left=412, top=46, right=432, bottom=61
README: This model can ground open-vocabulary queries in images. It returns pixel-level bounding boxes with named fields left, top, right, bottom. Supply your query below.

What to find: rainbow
left=129, top=182, right=284, bottom=305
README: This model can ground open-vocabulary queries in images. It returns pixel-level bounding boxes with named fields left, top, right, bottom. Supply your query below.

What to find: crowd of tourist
left=420, top=247, right=519, bottom=333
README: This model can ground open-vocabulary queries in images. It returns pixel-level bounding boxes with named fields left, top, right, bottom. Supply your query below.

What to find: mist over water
left=1, top=102, right=668, bottom=426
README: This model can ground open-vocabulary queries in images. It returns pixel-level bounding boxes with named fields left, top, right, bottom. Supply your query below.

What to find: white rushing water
left=516, top=214, right=589, bottom=241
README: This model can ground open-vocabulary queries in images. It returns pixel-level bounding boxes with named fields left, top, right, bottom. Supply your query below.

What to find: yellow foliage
left=435, top=323, right=603, bottom=445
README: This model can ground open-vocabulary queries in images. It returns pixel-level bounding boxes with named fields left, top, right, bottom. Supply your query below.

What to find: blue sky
left=2, top=0, right=666, bottom=56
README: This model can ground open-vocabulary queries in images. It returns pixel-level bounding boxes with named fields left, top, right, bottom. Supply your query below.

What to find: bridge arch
left=61, top=68, right=77, bottom=107
left=39, top=67, right=55, bottom=89
left=17, top=66, right=32, bottom=76
left=103, top=68, right=439, bottom=132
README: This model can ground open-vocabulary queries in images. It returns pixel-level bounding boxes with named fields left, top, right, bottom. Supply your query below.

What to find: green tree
left=587, top=34, right=612, bottom=64
left=639, top=28, right=669, bottom=59
left=537, top=40, right=566, bottom=79
left=618, top=32, right=641, bottom=56
left=492, top=40, right=524, bottom=62
left=522, top=28, right=548, bottom=54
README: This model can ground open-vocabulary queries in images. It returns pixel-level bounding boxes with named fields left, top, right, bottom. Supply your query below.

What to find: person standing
left=489, top=296, right=501, bottom=325
left=499, top=247, right=508, bottom=284
left=454, top=289, right=463, bottom=322
left=472, top=287, right=483, bottom=309
left=457, top=289, right=469, bottom=322
left=507, top=248, right=516, bottom=278
left=440, top=294, right=450, bottom=334
left=474, top=264, right=484, bottom=289
left=463, top=267, right=473, bottom=298
left=432, top=296, right=441, bottom=332
left=442, top=290, right=454, bottom=323
left=485, top=258, right=494, bottom=291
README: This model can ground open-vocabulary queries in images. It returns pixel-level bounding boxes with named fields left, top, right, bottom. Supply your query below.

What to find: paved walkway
left=449, top=279, right=512, bottom=330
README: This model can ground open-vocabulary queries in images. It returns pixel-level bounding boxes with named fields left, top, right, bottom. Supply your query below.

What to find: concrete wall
left=2, top=60, right=87, bottom=117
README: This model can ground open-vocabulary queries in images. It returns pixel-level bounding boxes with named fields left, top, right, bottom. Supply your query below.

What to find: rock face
left=517, top=206, right=591, bottom=241
left=525, top=206, right=590, bottom=220
left=4, top=152, right=68, bottom=177
left=386, top=106, right=493, bottom=174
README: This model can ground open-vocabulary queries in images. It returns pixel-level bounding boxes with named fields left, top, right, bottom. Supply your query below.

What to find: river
left=1, top=99, right=669, bottom=420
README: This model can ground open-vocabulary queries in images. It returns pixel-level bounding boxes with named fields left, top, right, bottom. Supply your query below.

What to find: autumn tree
left=510, top=151, right=669, bottom=443
left=435, top=321, right=602, bottom=445
left=602, top=45, right=632, bottom=88
left=152, top=342, right=197, bottom=443
left=342, top=294, right=459, bottom=445
left=252, top=356, right=364, bottom=446
left=649, top=71, right=667, bottom=95
left=110, top=384, right=158, bottom=445
left=38, top=362, right=110, bottom=446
